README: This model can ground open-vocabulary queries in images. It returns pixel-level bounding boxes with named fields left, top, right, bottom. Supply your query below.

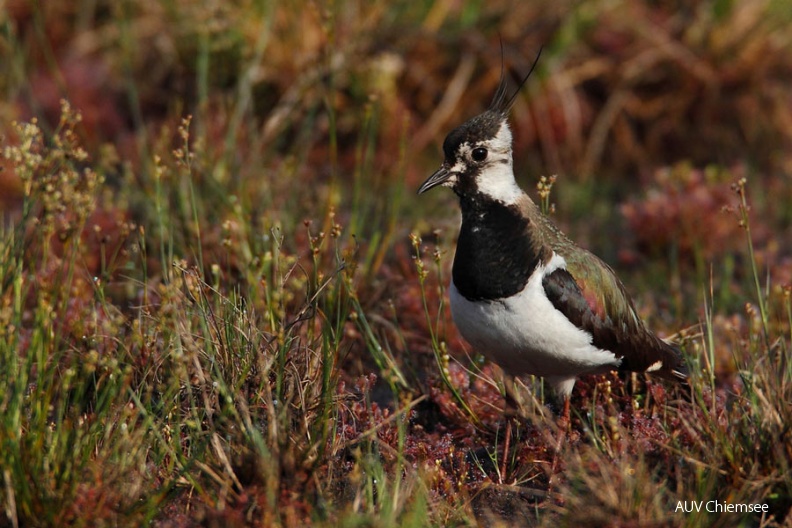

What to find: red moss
left=622, top=165, right=746, bottom=264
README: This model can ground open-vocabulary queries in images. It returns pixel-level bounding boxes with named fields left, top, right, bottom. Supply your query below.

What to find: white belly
left=449, top=264, right=620, bottom=379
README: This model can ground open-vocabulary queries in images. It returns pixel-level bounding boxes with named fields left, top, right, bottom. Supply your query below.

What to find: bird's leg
left=558, top=397, right=571, bottom=431
left=499, top=374, right=521, bottom=483
left=500, top=419, right=511, bottom=484
left=502, top=374, right=524, bottom=417
left=555, top=396, right=570, bottom=457
left=547, top=396, right=570, bottom=489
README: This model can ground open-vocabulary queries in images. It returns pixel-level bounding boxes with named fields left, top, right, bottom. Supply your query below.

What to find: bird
left=417, top=50, right=688, bottom=424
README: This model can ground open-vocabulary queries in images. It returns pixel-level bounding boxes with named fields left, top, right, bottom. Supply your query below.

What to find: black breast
left=452, top=196, right=546, bottom=301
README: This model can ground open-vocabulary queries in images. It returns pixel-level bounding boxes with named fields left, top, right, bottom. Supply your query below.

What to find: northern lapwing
left=418, top=51, right=688, bottom=426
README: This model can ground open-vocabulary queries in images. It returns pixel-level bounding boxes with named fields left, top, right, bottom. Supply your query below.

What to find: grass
left=1, top=0, right=791, bottom=526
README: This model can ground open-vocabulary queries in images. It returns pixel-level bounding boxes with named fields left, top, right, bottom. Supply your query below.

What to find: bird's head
left=418, top=47, right=542, bottom=205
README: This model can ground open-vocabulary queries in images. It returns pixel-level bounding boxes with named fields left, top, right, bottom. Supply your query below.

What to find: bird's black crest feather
left=489, top=45, right=543, bottom=115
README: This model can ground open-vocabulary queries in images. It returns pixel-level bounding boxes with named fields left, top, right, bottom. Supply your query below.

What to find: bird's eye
left=471, top=147, right=488, bottom=162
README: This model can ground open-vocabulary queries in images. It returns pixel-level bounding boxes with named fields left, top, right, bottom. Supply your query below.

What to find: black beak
left=418, top=166, right=451, bottom=194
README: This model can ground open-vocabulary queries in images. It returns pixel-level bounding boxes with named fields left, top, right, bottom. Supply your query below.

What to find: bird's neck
left=452, top=193, right=551, bottom=301
left=467, top=162, right=523, bottom=205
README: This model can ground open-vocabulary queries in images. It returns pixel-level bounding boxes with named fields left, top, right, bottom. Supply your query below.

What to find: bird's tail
left=660, top=341, right=692, bottom=397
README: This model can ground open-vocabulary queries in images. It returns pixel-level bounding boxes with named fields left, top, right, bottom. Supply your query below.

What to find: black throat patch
left=452, top=194, right=548, bottom=301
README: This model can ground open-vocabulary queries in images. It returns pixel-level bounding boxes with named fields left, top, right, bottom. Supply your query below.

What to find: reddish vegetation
left=622, top=165, right=750, bottom=263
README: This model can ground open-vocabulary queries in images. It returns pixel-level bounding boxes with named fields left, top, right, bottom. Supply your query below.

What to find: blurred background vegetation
left=1, top=0, right=791, bottom=526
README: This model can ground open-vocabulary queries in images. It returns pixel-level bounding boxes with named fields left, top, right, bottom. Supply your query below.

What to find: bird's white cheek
left=475, top=162, right=522, bottom=205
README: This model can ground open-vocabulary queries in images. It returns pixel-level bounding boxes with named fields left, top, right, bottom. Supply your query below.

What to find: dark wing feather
left=542, top=259, right=687, bottom=381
